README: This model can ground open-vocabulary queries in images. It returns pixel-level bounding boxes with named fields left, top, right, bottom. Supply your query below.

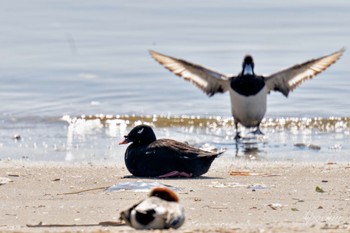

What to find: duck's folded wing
left=264, top=48, right=345, bottom=97
left=148, top=139, right=219, bottom=159
left=150, top=50, right=230, bottom=97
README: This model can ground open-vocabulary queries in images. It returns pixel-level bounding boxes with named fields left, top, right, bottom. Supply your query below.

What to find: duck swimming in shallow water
left=119, top=124, right=223, bottom=178
left=120, top=187, right=185, bottom=230
left=150, top=48, right=345, bottom=139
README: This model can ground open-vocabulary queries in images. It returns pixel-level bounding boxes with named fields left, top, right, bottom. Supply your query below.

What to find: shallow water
left=0, top=115, right=349, bottom=162
left=0, top=1, right=349, bottom=162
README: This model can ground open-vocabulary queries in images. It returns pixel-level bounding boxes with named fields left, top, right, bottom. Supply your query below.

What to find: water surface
left=0, top=1, right=349, bottom=162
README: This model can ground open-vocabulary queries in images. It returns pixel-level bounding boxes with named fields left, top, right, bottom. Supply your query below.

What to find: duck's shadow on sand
left=122, top=175, right=223, bottom=180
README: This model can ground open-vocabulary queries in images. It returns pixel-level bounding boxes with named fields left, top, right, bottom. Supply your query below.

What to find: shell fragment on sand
left=0, top=177, right=12, bottom=185
left=106, top=181, right=182, bottom=192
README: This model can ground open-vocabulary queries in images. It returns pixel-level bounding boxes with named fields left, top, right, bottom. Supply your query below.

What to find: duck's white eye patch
left=138, top=128, right=144, bottom=134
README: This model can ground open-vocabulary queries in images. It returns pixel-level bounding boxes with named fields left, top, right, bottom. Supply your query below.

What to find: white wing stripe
left=266, top=48, right=345, bottom=97
left=288, top=69, right=314, bottom=86
left=150, top=50, right=229, bottom=96
left=190, top=74, right=208, bottom=88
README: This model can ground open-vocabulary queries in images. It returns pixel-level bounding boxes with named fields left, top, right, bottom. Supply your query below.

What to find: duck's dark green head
left=242, top=55, right=255, bottom=75
left=119, top=124, right=157, bottom=145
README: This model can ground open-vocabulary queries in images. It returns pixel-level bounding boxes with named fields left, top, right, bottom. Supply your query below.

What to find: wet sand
left=1, top=160, right=350, bottom=233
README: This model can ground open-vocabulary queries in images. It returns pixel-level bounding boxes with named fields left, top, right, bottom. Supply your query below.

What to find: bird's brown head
left=149, top=187, right=179, bottom=202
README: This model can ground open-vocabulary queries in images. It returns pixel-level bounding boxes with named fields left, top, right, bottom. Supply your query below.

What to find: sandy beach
left=0, top=160, right=349, bottom=233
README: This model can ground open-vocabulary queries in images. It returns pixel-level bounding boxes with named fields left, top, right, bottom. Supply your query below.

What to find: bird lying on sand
left=119, top=124, right=223, bottom=178
left=150, top=48, right=345, bottom=139
left=120, top=187, right=185, bottom=230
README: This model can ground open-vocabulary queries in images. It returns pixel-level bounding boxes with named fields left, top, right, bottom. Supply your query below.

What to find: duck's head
left=119, top=124, right=156, bottom=145
left=149, top=187, right=179, bottom=202
left=242, top=55, right=255, bottom=76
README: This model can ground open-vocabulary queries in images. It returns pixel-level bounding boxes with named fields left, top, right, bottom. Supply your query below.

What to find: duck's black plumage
left=230, top=74, right=265, bottom=96
left=120, top=125, right=223, bottom=178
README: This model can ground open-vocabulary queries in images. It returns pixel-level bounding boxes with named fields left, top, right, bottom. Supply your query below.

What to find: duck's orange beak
left=118, top=138, right=129, bottom=145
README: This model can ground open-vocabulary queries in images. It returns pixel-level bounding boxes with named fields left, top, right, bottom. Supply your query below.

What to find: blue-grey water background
left=0, top=1, right=349, bottom=163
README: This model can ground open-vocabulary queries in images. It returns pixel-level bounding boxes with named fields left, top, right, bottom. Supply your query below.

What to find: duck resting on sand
left=119, top=125, right=224, bottom=178
left=150, top=48, right=345, bottom=139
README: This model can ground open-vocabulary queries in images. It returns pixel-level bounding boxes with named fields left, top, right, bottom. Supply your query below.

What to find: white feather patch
left=138, top=128, right=144, bottom=134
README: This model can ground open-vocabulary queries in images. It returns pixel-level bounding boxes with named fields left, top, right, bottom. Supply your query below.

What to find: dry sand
left=0, top=160, right=350, bottom=233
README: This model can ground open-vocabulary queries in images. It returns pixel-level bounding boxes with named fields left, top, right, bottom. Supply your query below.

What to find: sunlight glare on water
left=0, top=115, right=349, bottom=162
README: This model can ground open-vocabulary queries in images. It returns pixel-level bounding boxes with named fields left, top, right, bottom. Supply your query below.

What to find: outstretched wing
left=150, top=50, right=231, bottom=97
left=264, top=48, right=345, bottom=97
